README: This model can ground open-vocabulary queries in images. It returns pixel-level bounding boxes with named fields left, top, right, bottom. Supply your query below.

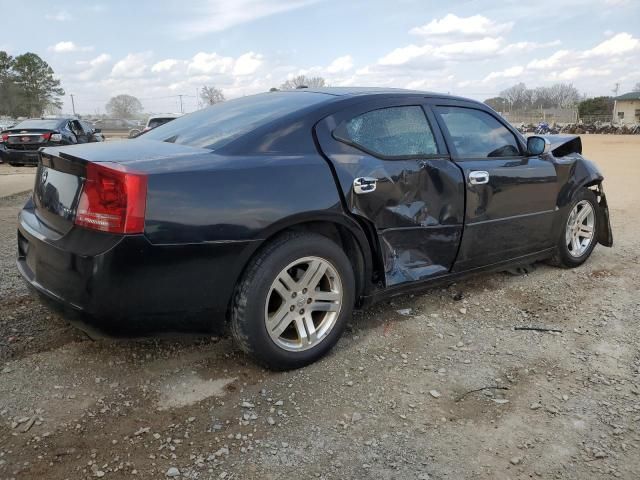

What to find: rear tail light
left=41, top=132, right=52, bottom=141
left=1, top=134, right=8, bottom=143
left=75, top=162, right=147, bottom=234
left=50, top=133, right=62, bottom=142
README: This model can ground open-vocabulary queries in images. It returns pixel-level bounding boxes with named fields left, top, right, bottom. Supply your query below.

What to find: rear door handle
left=468, top=170, right=489, bottom=185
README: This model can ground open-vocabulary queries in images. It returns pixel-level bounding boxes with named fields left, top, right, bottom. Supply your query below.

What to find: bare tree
left=280, top=75, right=326, bottom=90
left=499, top=82, right=529, bottom=110
left=633, top=82, right=640, bottom=92
left=499, top=82, right=581, bottom=110
left=200, top=85, right=225, bottom=106
left=106, top=94, right=142, bottom=118
left=548, top=83, right=580, bottom=108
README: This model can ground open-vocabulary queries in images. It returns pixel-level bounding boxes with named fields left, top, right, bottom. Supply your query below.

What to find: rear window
left=142, top=92, right=330, bottom=150
left=12, top=119, right=63, bottom=130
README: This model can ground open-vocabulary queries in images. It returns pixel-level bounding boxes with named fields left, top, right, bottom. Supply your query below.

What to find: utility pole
left=612, top=83, right=620, bottom=97
left=178, top=94, right=184, bottom=114
left=70, top=94, right=76, bottom=116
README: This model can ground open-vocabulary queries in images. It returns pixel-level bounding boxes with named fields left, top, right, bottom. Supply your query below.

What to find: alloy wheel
left=565, top=200, right=595, bottom=258
left=264, top=256, right=343, bottom=352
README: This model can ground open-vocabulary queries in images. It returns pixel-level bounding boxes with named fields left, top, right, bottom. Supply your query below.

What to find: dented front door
left=315, top=97, right=464, bottom=286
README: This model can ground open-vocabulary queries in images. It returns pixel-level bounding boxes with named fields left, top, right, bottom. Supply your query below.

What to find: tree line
left=485, top=82, right=640, bottom=118
left=0, top=51, right=64, bottom=117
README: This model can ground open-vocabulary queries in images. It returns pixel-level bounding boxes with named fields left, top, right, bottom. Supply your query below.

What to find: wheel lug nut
left=291, top=292, right=297, bottom=298
left=307, top=298, right=312, bottom=304
left=299, top=309, right=305, bottom=314
left=302, top=288, right=307, bottom=294
left=290, top=305, right=295, bottom=312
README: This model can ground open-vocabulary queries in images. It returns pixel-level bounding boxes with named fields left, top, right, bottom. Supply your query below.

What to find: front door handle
left=469, top=170, right=489, bottom=185
left=354, top=177, right=377, bottom=194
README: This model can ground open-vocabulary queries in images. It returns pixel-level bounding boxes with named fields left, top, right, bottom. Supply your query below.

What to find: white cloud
left=111, top=52, right=151, bottom=78
left=410, top=14, right=513, bottom=39
left=378, top=45, right=430, bottom=66
left=74, top=54, right=112, bottom=81
left=436, top=37, right=503, bottom=57
left=378, top=37, right=503, bottom=66
left=151, top=59, right=180, bottom=73
left=327, top=55, right=353, bottom=74
left=527, top=50, right=571, bottom=70
left=49, top=41, right=93, bottom=53
left=187, top=52, right=234, bottom=75
left=233, top=52, right=263, bottom=75
left=500, top=40, right=561, bottom=54
left=87, top=53, right=111, bottom=67
left=177, top=0, right=318, bottom=37
left=582, top=32, right=640, bottom=57
left=484, top=65, right=525, bottom=82
left=554, top=66, right=612, bottom=81
left=46, top=12, right=72, bottom=21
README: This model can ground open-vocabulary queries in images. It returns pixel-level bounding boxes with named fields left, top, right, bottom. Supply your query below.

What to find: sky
left=1, top=0, right=639, bottom=115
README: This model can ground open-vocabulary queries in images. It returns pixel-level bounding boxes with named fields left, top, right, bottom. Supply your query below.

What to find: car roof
left=283, top=87, right=476, bottom=103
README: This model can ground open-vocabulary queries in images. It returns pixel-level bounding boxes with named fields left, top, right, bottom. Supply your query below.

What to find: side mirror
left=526, top=136, right=548, bottom=156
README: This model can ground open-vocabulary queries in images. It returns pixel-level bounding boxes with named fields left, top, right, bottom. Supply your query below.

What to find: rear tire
left=231, top=232, right=355, bottom=370
left=549, top=188, right=598, bottom=268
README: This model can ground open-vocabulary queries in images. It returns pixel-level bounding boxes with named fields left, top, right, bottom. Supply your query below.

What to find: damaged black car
left=1, top=117, right=103, bottom=166
left=16, top=88, right=613, bottom=369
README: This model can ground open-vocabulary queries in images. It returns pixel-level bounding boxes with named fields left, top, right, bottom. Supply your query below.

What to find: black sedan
left=16, top=88, right=613, bottom=370
left=1, top=117, right=103, bottom=166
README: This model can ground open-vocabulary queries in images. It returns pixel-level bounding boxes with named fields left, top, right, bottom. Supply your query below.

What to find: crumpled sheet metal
left=381, top=225, right=462, bottom=285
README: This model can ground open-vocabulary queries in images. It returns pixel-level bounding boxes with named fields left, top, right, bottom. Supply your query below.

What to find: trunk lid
left=32, top=139, right=209, bottom=235
left=4, top=129, right=54, bottom=151
left=33, top=153, right=86, bottom=235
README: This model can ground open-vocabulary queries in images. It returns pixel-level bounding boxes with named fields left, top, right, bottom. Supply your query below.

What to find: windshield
left=142, top=91, right=329, bottom=150
left=12, top=119, right=64, bottom=130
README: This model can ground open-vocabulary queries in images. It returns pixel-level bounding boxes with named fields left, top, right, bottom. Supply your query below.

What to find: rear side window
left=143, top=91, right=330, bottom=151
left=334, top=106, right=438, bottom=157
left=435, top=106, right=520, bottom=158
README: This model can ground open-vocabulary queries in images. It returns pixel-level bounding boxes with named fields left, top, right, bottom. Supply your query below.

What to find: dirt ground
left=0, top=135, right=639, bottom=480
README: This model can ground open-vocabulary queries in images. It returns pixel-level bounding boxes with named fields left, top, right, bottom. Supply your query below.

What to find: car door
left=429, top=100, right=559, bottom=271
left=315, top=97, right=465, bottom=286
left=70, top=120, right=89, bottom=143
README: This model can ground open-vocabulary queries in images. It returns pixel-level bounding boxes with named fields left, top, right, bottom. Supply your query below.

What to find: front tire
left=550, top=188, right=598, bottom=268
left=231, top=232, right=355, bottom=370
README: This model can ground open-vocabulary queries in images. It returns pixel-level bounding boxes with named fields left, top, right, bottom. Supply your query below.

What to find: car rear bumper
left=17, top=202, right=259, bottom=337
left=1, top=149, right=40, bottom=165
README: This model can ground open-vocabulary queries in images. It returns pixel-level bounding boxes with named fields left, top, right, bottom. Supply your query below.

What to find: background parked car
left=128, top=114, right=181, bottom=138
left=93, top=118, right=140, bottom=135
left=0, top=117, right=104, bottom=166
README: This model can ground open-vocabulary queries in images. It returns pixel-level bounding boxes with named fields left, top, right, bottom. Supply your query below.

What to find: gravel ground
left=0, top=135, right=639, bottom=479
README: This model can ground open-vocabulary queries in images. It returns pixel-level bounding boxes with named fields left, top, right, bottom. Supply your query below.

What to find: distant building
left=613, top=92, right=640, bottom=125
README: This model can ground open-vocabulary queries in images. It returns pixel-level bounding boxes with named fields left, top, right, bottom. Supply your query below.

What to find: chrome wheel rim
left=566, top=200, right=595, bottom=258
left=265, top=256, right=343, bottom=352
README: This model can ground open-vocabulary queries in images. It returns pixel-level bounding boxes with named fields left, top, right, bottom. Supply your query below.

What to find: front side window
left=436, top=106, right=520, bottom=158
left=335, top=106, right=438, bottom=157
